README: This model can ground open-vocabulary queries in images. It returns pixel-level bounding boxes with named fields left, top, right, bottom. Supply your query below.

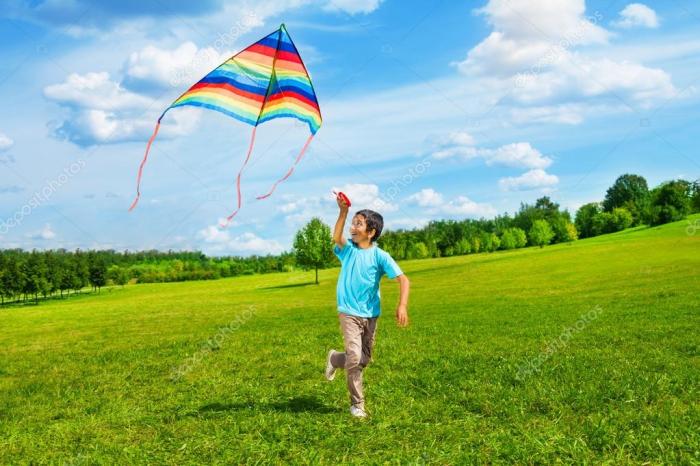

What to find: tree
left=529, top=220, right=554, bottom=248
left=691, top=179, right=700, bottom=213
left=649, top=180, right=692, bottom=226
left=575, top=202, right=601, bottom=238
left=552, top=217, right=577, bottom=243
left=456, top=238, right=472, bottom=255
left=107, top=266, right=129, bottom=287
left=602, top=174, right=650, bottom=224
left=592, top=211, right=615, bottom=235
left=89, top=256, right=107, bottom=292
left=293, top=218, right=334, bottom=284
left=500, top=229, right=517, bottom=250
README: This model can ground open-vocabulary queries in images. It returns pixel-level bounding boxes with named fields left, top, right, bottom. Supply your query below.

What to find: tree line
left=2, top=173, right=697, bottom=304
left=0, top=249, right=295, bottom=305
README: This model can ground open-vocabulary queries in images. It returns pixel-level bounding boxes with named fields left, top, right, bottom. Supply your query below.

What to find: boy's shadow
left=197, top=395, right=338, bottom=415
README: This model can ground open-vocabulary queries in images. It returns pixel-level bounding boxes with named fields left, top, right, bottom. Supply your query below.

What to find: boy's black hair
left=355, top=209, right=384, bottom=243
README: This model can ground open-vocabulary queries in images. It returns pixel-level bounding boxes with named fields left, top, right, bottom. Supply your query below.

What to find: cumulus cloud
left=431, top=132, right=553, bottom=169
left=498, top=168, right=559, bottom=191
left=613, top=3, right=659, bottom=29
left=406, top=188, right=444, bottom=207
left=44, top=71, right=201, bottom=146
left=28, top=224, right=56, bottom=241
left=197, top=224, right=285, bottom=255
left=0, top=132, right=13, bottom=152
left=44, top=72, right=153, bottom=111
left=405, top=189, right=496, bottom=218
left=454, top=0, right=676, bottom=121
left=123, top=41, right=235, bottom=91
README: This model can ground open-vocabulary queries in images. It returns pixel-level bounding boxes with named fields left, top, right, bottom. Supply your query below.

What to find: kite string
left=255, top=133, right=314, bottom=201
left=222, top=126, right=258, bottom=226
left=128, top=120, right=162, bottom=211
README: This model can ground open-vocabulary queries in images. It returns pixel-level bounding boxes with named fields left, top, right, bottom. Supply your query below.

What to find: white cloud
left=44, top=72, right=201, bottom=145
left=613, top=3, right=659, bottom=29
left=483, top=142, right=552, bottom=169
left=406, top=188, right=444, bottom=207
left=431, top=134, right=553, bottom=169
left=499, top=168, right=559, bottom=191
left=454, top=0, right=676, bottom=118
left=124, top=42, right=234, bottom=91
left=332, top=183, right=399, bottom=212
left=442, top=196, right=497, bottom=217
left=475, top=0, right=609, bottom=44
left=324, top=0, right=383, bottom=14
left=44, top=72, right=152, bottom=111
left=404, top=188, right=496, bottom=218
left=0, top=132, right=13, bottom=152
left=28, top=224, right=56, bottom=241
left=197, top=225, right=285, bottom=255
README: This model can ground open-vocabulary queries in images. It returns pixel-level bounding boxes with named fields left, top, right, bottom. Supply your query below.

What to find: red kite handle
left=333, top=190, right=351, bottom=207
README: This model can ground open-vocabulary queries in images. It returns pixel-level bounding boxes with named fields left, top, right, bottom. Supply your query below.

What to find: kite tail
left=256, top=133, right=314, bottom=201
left=128, top=120, right=163, bottom=211
left=222, top=126, right=258, bottom=226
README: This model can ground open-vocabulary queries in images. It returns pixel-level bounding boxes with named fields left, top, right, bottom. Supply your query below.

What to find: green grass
left=1, top=215, right=699, bottom=464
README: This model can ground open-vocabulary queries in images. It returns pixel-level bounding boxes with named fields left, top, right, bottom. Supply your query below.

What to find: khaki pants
left=330, top=313, right=378, bottom=411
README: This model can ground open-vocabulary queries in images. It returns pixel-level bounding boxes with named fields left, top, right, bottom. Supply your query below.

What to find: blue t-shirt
left=333, top=239, right=403, bottom=318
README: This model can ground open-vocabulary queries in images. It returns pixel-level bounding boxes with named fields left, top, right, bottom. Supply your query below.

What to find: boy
left=325, top=193, right=410, bottom=418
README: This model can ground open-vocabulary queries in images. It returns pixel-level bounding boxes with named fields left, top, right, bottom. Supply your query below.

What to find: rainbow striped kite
left=129, top=24, right=322, bottom=223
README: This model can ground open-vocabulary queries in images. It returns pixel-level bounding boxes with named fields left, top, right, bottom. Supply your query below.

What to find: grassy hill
left=1, top=214, right=698, bottom=464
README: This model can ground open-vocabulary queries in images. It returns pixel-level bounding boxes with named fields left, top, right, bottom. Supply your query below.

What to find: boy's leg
left=360, top=317, right=378, bottom=367
left=333, top=313, right=366, bottom=410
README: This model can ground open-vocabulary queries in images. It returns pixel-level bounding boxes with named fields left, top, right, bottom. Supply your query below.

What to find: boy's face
left=349, top=214, right=375, bottom=243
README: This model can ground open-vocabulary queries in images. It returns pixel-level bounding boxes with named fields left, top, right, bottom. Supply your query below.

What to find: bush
left=500, top=227, right=527, bottom=250
left=529, top=220, right=554, bottom=248
left=575, top=202, right=602, bottom=239
left=407, top=242, right=429, bottom=259
left=552, top=218, right=578, bottom=242
left=649, top=181, right=691, bottom=225
left=611, top=207, right=633, bottom=231
left=456, top=238, right=472, bottom=255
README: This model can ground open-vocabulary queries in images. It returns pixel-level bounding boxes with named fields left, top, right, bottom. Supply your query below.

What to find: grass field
left=1, top=215, right=699, bottom=464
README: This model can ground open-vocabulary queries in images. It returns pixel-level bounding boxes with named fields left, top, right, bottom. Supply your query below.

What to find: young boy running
left=325, top=193, right=410, bottom=418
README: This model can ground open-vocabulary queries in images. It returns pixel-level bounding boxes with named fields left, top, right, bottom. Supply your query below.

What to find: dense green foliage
left=0, top=249, right=295, bottom=305
left=576, top=175, right=699, bottom=238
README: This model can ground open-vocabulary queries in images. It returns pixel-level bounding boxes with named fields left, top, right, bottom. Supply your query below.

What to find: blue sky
left=0, top=0, right=698, bottom=255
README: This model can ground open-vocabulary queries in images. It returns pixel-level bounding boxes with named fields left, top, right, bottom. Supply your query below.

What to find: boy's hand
left=336, top=194, right=349, bottom=212
left=396, top=304, right=409, bottom=327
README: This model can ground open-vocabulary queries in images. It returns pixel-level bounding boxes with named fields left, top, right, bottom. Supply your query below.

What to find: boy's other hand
left=396, top=304, right=409, bottom=327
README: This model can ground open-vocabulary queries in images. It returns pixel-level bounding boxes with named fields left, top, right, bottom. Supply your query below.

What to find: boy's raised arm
left=333, top=195, right=349, bottom=248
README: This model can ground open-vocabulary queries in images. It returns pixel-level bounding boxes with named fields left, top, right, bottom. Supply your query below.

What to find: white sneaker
left=325, top=349, right=337, bottom=381
left=350, top=405, right=368, bottom=418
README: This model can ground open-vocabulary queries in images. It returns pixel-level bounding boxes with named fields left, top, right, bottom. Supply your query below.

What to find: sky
left=0, top=0, right=698, bottom=256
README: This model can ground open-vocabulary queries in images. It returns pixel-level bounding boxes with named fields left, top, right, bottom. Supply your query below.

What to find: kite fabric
left=129, top=23, right=322, bottom=223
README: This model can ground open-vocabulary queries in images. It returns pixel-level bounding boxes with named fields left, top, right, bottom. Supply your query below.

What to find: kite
left=129, top=24, right=322, bottom=224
